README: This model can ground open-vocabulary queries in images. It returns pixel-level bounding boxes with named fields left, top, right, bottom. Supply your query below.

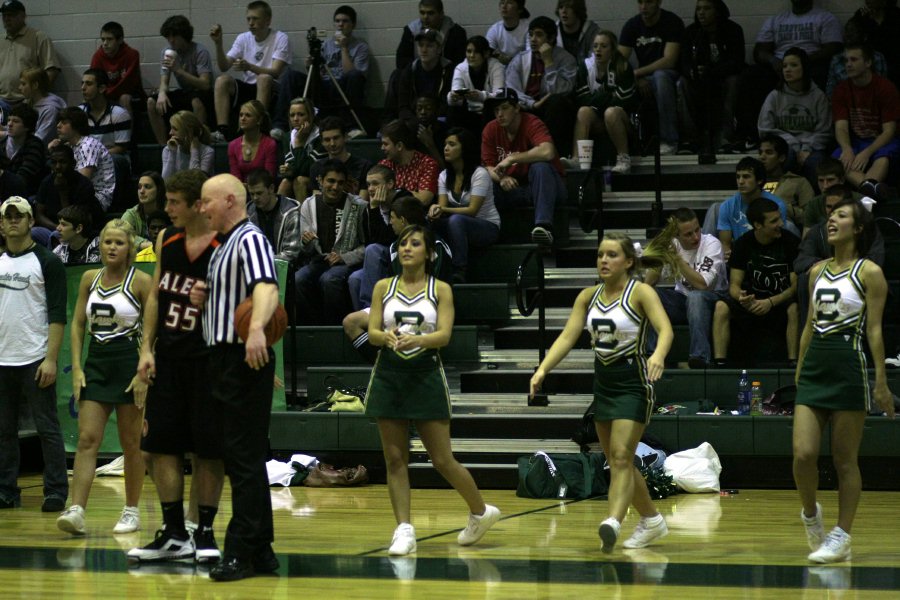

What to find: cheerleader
left=793, top=198, right=895, bottom=563
left=366, top=225, right=500, bottom=556
left=57, top=220, right=151, bottom=535
left=531, top=232, right=676, bottom=552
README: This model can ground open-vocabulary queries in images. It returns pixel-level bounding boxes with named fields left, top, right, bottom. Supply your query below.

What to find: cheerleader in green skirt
left=794, top=196, right=895, bottom=563
left=531, top=231, right=677, bottom=553
left=367, top=225, right=500, bottom=557
left=57, top=220, right=152, bottom=536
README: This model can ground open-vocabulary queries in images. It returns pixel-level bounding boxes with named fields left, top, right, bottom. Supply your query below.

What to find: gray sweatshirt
left=757, top=83, right=832, bottom=154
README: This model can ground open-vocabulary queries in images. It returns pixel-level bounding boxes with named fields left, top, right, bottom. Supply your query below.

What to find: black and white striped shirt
left=203, top=219, right=277, bottom=345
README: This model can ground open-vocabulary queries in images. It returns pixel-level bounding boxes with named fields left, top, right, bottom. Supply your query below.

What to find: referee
left=189, top=174, right=279, bottom=582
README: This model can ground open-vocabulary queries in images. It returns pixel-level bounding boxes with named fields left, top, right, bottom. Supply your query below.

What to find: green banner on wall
left=57, top=259, right=289, bottom=452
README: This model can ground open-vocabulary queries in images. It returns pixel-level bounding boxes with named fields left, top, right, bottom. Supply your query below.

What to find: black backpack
left=516, top=451, right=608, bottom=499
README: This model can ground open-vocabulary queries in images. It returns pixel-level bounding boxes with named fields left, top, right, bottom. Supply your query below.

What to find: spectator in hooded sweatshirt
left=758, top=47, right=832, bottom=187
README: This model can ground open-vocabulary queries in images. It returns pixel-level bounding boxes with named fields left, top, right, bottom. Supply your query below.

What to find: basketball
left=233, top=297, right=288, bottom=345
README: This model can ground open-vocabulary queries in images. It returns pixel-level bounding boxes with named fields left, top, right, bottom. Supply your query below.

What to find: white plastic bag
left=663, top=442, right=722, bottom=493
left=266, top=453, right=319, bottom=486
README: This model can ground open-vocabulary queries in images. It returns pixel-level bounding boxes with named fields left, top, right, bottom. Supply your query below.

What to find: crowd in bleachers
left=1, top=0, right=899, bottom=365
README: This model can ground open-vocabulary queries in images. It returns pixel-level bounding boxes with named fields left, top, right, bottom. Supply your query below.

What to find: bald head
left=204, top=174, right=247, bottom=206
left=200, top=174, right=248, bottom=233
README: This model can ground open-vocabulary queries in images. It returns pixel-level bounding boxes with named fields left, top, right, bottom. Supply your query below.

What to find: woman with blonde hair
left=227, top=99, right=278, bottom=182
left=18, top=67, right=66, bottom=145
left=531, top=230, right=677, bottom=553
left=57, top=219, right=153, bottom=536
left=161, top=110, right=214, bottom=178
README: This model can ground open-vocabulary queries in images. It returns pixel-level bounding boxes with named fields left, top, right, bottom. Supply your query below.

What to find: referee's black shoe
left=252, top=545, right=280, bottom=573
left=209, top=556, right=254, bottom=582
left=0, top=496, right=20, bottom=509
left=41, top=496, right=66, bottom=513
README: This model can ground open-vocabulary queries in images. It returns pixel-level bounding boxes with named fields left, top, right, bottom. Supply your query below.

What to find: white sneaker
left=269, top=128, right=285, bottom=141
left=388, top=523, right=417, bottom=556
left=347, top=128, right=365, bottom=139
left=530, top=225, right=554, bottom=247
left=599, top=517, right=621, bottom=553
left=57, top=505, right=86, bottom=535
left=458, top=504, right=501, bottom=546
left=801, top=502, right=825, bottom=551
left=113, top=506, right=141, bottom=534
left=210, top=131, right=227, bottom=143
left=126, top=528, right=194, bottom=562
left=612, top=153, right=632, bottom=174
left=886, top=352, right=900, bottom=367
left=659, top=142, right=677, bottom=155
left=623, top=514, right=668, bottom=549
left=808, top=527, right=852, bottom=563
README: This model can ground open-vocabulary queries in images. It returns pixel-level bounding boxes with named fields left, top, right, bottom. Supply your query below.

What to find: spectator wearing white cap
left=0, top=195, right=69, bottom=513
left=383, top=28, right=454, bottom=128
left=396, top=0, right=467, bottom=69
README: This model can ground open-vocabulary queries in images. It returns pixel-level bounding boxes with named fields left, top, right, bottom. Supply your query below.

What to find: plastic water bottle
left=603, top=166, right=613, bottom=192
left=737, top=370, right=751, bottom=415
left=750, top=381, right=763, bottom=416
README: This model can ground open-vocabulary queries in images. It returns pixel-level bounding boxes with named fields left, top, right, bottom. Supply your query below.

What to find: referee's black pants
left=210, top=344, right=275, bottom=560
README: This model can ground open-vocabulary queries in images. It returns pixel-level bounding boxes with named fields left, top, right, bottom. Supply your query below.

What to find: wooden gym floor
left=1, top=474, right=898, bottom=599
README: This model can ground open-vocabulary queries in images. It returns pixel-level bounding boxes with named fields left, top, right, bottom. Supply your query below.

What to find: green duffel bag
left=516, top=451, right=608, bottom=499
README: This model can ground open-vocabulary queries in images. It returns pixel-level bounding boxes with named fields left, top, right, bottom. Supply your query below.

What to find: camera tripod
left=304, top=33, right=366, bottom=136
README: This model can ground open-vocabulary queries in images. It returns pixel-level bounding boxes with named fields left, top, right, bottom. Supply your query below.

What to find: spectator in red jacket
left=89, top=22, right=144, bottom=118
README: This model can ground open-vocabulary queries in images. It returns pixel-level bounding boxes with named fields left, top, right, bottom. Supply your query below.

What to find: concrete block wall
left=26, top=0, right=856, bottom=109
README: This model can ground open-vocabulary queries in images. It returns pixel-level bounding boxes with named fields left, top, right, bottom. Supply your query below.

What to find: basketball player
left=129, top=169, right=225, bottom=564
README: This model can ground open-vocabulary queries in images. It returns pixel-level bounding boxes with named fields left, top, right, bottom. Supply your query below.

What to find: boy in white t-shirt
left=645, top=207, right=728, bottom=368
left=485, top=0, right=530, bottom=65
left=209, top=1, right=291, bottom=140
